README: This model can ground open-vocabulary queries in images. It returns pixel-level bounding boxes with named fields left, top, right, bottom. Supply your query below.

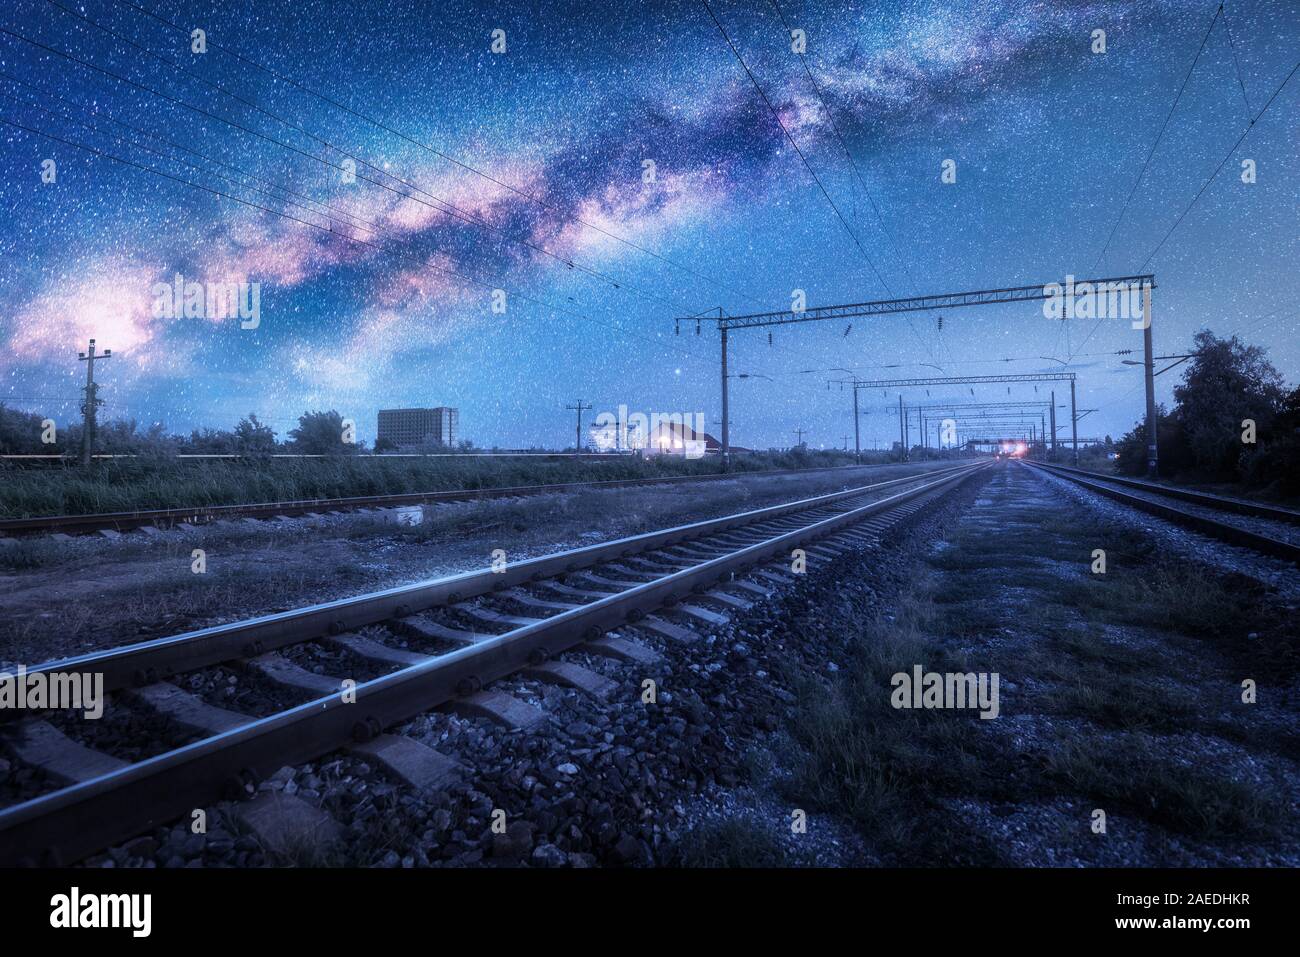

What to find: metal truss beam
left=837, top=372, right=1075, bottom=390
left=683, top=275, right=1155, bottom=331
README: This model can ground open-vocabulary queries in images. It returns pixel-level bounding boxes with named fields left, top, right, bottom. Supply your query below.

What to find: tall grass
left=0, top=448, right=902, bottom=519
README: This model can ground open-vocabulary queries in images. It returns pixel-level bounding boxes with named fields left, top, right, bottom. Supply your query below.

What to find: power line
left=1222, top=3, right=1254, bottom=115
left=107, top=0, right=768, bottom=310
left=21, top=6, right=849, bottom=379
left=0, top=66, right=385, bottom=235
left=1137, top=57, right=1300, bottom=271
left=0, top=112, right=719, bottom=373
left=766, top=0, right=917, bottom=291
left=697, top=0, right=936, bottom=360
left=33, top=3, right=691, bottom=316
left=0, top=82, right=383, bottom=237
left=1089, top=2, right=1222, bottom=277
left=698, top=0, right=892, bottom=295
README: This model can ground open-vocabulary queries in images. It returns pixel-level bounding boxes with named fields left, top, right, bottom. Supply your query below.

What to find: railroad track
left=0, top=461, right=988, bottom=866
left=0, top=460, right=961, bottom=537
left=1024, top=461, right=1300, bottom=564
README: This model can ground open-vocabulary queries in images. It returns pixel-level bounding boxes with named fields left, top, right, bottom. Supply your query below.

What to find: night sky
left=0, top=0, right=1296, bottom=449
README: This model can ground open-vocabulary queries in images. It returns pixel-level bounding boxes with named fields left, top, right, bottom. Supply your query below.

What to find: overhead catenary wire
left=28, top=2, right=862, bottom=379
left=698, top=0, right=892, bottom=296
left=33, top=2, right=698, bottom=317
left=698, top=0, right=935, bottom=359
left=1137, top=57, right=1300, bottom=272
left=1089, top=2, right=1222, bottom=278
left=766, top=0, right=918, bottom=292
left=0, top=112, right=723, bottom=374
left=106, top=0, right=770, bottom=311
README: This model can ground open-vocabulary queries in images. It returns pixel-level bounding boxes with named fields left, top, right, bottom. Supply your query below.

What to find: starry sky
left=0, top=0, right=1296, bottom=449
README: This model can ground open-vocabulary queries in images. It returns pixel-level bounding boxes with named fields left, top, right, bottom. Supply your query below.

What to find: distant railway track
left=0, top=460, right=958, bottom=537
left=1025, top=461, right=1300, bottom=564
left=0, top=462, right=988, bottom=866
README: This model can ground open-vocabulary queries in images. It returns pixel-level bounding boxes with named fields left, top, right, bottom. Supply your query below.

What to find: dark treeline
left=1113, top=330, right=1299, bottom=494
left=0, top=409, right=470, bottom=457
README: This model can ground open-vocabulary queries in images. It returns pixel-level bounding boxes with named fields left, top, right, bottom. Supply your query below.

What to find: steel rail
left=0, top=460, right=962, bottom=536
left=1030, top=462, right=1300, bottom=525
left=0, top=462, right=988, bottom=865
left=9, top=464, right=979, bottom=699
left=1025, top=462, right=1300, bottom=564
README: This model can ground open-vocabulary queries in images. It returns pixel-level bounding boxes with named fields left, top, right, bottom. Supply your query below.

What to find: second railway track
left=0, top=461, right=989, bottom=866
left=1024, top=460, right=1300, bottom=564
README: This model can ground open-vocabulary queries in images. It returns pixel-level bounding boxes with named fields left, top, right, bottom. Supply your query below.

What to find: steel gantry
left=829, top=372, right=1082, bottom=464
left=881, top=401, right=1060, bottom=454
left=677, top=274, right=1155, bottom=471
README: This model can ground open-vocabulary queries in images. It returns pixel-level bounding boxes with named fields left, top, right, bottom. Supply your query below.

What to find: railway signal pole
left=78, top=338, right=111, bottom=467
left=565, top=400, right=592, bottom=453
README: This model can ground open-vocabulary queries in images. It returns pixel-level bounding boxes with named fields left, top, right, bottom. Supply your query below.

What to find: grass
left=779, top=605, right=1012, bottom=864
left=770, top=476, right=1295, bottom=864
left=667, top=818, right=792, bottom=868
left=1040, top=735, right=1283, bottom=839
left=0, top=448, right=898, bottom=520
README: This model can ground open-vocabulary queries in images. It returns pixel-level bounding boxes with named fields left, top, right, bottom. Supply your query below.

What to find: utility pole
left=565, top=400, right=592, bottom=453
left=1049, top=391, right=1057, bottom=462
left=719, top=313, right=730, bottom=470
left=793, top=427, right=807, bottom=448
left=1141, top=280, right=1158, bottom=476
left=852, top=382, right=861, bottom=465
left=897, top=396, right=905, bottom=462
left=78, top=338, right=111, bottom=467
left=1070, top=378, right=1079, bottom=466
left=841, top=435, right=849, bottom=451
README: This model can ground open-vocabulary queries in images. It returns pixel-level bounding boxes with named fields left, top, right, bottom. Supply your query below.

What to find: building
left=377, top=407, right=459, bottom=449
left=644, top=420, right=719, bottom=458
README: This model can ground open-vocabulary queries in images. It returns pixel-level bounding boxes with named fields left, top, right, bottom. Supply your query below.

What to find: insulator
left=768, top=332, right=772, bottom=346
left=695, top=320, right=701, bottom=335
left=675, top=320, right=680, bottom=336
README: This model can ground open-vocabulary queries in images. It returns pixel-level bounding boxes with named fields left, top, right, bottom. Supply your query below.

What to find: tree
left=1113, top=405, right=1191, bottom=476
left=0, top=403, right=54, bottom=454
left=288, top=410, right=359, bottom=455
left=233, top=414, right=277, bottom=454
left=1172, top=331, right=1285, bottom=478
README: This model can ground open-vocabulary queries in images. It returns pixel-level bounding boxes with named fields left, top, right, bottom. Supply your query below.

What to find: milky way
left=0, top=0, right=1296, bottom=448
